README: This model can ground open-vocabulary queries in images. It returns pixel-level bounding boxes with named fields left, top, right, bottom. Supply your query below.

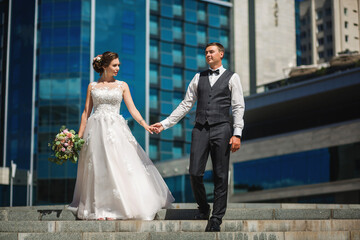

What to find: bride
left=68, top=51, right=174, bottom=220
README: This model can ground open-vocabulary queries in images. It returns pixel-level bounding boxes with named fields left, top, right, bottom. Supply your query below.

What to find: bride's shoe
left=106, top=217, right=115, bottom=221
left=97, top=218, right=105, bottom=220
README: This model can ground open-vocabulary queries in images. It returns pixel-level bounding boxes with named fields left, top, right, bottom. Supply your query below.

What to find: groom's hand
left=151, top=122, right=164, bottom=134
left=229, top=136, right=241, bottom=152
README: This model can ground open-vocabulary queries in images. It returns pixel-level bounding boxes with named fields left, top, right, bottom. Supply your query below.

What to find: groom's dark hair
left=205, top=42, right=225, bottom=59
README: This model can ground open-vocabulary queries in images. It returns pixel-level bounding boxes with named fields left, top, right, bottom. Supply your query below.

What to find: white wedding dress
left=68, top=80, right=174, bottom=220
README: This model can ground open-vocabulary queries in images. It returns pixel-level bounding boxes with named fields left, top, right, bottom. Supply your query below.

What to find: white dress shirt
left=161, top=65, right=245, bottom=136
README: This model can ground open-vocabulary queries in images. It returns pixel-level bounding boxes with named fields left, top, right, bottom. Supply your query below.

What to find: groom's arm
left=157, top=73, right=200, bottom=131
left=229, top=73, right=245, bottom=152
left=230, top=73, right=245, bottom=137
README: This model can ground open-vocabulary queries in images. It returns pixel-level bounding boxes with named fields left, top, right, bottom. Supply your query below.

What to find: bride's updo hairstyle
left=92, top=51, right=119, bottom=75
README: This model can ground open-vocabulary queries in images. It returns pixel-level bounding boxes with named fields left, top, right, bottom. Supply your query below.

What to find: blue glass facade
left=149, top=0, right=232, bottom=162
left=233, top=142, right=360, bottom=194
left=36, top=0, right=91, bottom=204
left=0, top=0, right=36, bottom=206
left=94, top=0, right=146, bottom=146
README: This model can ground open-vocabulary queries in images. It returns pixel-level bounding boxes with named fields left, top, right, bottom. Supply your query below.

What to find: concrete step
left=1, top=203, right=360, bottom=221
left=1, top=207, right=360, bottom=221
left=0, top=220, right=359, bottom=233
left=0, top=231, right=359, bottom=240
left=1, top=204, right=360, bottom=240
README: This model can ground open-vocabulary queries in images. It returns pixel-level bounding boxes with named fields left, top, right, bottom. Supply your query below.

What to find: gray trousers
left=189, top=121, right=232, bottom=221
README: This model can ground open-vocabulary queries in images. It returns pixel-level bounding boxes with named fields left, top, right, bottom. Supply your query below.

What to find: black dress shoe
left=194, top=208, right=210, bottom=220
left=205, top=218, right=221, bottom=232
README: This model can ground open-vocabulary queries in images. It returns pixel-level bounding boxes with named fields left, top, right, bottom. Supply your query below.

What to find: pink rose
left=61, top=147, right=66, bottom=152
left=63, top=129, right=69, bottom=134
left=67, top=133, right=73, bottom=138
left=64, top=143, right=68, bottom=147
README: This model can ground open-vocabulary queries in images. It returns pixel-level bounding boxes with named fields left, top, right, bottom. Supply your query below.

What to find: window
left=173, top=0, right=182, bottom=17
left=345, top=35, right=349, bottom=42
left=173, top=44, right=183, bottom=64
left=318, top=51, right=324, bottom=58
left=318, top=38, right=324, bottom=45
left=150, top=88, right=158, bottom=109
left=161, top=4, right=173, bottom=18
left=344, top=7, right=347, bottom=15
left=327, top=35, right=333, bottom=43
left=150, top=64, right=158, bottom=84
left=317, top=24, right=324, bottom=32
left=150, top=16, right=158, bottom=35
left=327, top=49, right=333, bottom=57
left=345, top=21, right=348, bottom=28
left=301, top=31, right=306, bottom=39
left=122, top=11, right=135, bottom=29
left=316, top=10, right=323, bottom=20
left=150, top=39, right=158, bottom=60
left=122, top=34, right=135, bottom=54
left=172, top=142, right=183, bottom=158
left=173, top=68, right=183, bottom=89
left=326, top=21, right=332, bottom=29
left=325, top=8, right=331, bottom=16
left=149, top=139, right=159, bottom=161
left=220, top=30, right=229, bottom=48
left=197, top=25, right=206, bottom=45
left=173, top=20, right=182, bottom=41
left=220, top=7, right=229, bottom=26
left=197, top=2, right=206, bottom=22
left=150, top=0, right=158, bottom=12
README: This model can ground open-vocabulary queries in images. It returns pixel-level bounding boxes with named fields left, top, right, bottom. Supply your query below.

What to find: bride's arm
left=78, top=83, right=93, bottom=138
left=122, top=82, right=153, bottom=134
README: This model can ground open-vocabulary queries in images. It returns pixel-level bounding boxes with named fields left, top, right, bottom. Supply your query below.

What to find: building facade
left=299, top=0, right=360, bottom=65
left=148, top=0, right=232, bottom=162
left=1, top=0, right=359, bottom=207
left=233, top=0, right=297, bottom=95
left=0, top=0, right=233, bottom=206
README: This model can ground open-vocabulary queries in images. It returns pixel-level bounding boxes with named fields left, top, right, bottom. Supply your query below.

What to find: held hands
left=150, top=122, right=164, bottom=134
left=139, top=120, right=155, bottom=134
left=229, top=136, right=241, bottom=153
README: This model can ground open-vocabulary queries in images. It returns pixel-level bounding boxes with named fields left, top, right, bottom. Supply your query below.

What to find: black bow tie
left=209, top=69, right=220, bottom=75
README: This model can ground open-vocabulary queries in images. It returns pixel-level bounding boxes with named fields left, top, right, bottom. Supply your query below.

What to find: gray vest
left=195, top=69, right=234, bottom=125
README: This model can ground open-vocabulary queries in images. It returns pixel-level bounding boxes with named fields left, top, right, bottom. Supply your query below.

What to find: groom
left=152, top=42, right=245, bottom=232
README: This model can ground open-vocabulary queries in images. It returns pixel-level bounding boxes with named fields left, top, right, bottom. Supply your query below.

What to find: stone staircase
left=0, top=203, right=359, bottom=240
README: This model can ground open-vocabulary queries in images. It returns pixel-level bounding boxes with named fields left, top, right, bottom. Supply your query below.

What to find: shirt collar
left=209, top=65, right=225, bottom=73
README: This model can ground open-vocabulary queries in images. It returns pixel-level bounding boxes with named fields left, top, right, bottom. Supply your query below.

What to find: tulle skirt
left=68, top=113, right=174, bottom=220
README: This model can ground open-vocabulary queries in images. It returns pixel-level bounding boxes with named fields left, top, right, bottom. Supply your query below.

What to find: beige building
left=233, top=0, right=297, bottom=95
left=300, top=0, right=360, bottom=65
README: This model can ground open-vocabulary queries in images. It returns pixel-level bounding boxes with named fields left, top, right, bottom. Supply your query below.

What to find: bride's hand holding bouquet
left=48, top=126, right=85, bottom=165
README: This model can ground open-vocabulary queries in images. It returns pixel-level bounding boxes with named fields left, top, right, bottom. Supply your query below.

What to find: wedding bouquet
left=48, top=126, right=85, bottom=165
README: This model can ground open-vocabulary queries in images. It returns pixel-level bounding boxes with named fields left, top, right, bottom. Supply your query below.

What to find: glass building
left=0, top=0, right=233, bottom=206
left=148, top=0, right=232, bottom=162
left=2, top=0, right=358, bottom=207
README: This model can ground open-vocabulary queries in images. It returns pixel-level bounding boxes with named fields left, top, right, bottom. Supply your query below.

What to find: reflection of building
left=0, top=0, right=233, bottom=206
left=148, top=0, right=232, bottom=162
left=299, top=0, right=360, bottom=65
left=233, top=0, right=297, bottom=95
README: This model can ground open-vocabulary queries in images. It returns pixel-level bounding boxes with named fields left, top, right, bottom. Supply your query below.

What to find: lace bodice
left=90, top=81, right=123, bottom=117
